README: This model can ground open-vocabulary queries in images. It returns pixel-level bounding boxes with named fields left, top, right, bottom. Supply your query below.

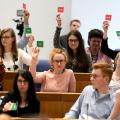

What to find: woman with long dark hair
left=0, top=69, right=40, bottom=117
left=66, top=30, right=91, bottom=72
left=53, top=26, right=91, bottom=72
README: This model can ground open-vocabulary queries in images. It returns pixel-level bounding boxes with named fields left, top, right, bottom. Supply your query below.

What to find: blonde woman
left=29, top=48, right=76, bottom=92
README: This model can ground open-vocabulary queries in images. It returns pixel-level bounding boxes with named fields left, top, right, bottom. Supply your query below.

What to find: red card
left=105, top=14, right=112, bottom=21
left=23, top=3, right=26, bottom=9
left=57, top=7, right=64, bottom=13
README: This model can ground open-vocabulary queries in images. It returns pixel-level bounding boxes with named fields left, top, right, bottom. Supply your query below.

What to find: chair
left=36, top=59, right=50, bottom=72
left=35, top=60, right=50, bottom=91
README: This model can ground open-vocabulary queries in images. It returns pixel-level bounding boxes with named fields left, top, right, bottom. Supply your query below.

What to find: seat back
left=36, top=59, right=50, bottom=72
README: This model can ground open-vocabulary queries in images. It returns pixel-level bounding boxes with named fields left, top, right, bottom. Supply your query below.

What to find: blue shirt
left=65, top=85, right=115, bottom=119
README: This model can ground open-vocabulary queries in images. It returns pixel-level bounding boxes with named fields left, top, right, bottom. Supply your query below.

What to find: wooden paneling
left=0, top=91, right=80, bottom=118
left=2, top=72, right=91, bottom=93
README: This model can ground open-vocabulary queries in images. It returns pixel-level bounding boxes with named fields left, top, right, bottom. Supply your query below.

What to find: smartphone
left=17, top=10, right=23, bottom=17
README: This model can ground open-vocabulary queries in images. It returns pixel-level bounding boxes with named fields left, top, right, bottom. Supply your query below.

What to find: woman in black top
left=101, top=21, right=119, bottom=60
left=66, top=30, right=91, bottom=72
left=0, top=69, right=40, bottom=117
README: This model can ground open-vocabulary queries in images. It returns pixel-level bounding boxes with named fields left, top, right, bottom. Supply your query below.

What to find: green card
left=25, top=27, right=32, bottom=34
left=116, top=31, right=120, bottom=37
left=11, top=103, right=17, bottom=111
left=37, top=41, right=44, bottom=47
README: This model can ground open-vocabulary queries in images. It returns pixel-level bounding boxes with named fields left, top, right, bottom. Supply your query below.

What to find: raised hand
left=102, top=21, right=109, bottom=39
left=56, top=14, right=62, bottom=27
left=23, top=10, right=30, bottom=25
left=3, top=101, right=12, bottom=112
left=32, top=47, right=40, bottom=60
left=28, top=35, right=35, bottom=47
left=102, top=21, right=109, bottom=32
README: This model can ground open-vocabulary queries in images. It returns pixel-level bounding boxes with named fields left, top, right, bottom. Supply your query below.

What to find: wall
left=0, top=0, right=72, bottom=59
left=72, top=0, right=120, bottom=50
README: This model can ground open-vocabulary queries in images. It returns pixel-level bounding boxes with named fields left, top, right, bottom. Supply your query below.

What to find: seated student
left=54, top=14, right=81, bottom=49
left=0, top=69, right=40, bottom=117
left=101, top=21, right=119, bottom=60
left=0, top=28, right=33, bottom=71
left=29, top=48, right=76, bottom=92
left=109, top=90, right=120, bottom=120
left=109, top=52, right=120, bottom=91
left=64, top=63, right=114, bottom=119
left=86, top=29, right=112, bottom=65
left=54, top=30, right=91, bottom=72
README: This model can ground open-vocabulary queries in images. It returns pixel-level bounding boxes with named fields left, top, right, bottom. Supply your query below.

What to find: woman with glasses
left=0, top=28, right=32, bottom=71
left=0, top=69, right=40, bottom=117
left=66, top=31, right=91, bottom=72
left=54, top=30, right=91, bottom=72
left=29, top=48, right=76, bottom=92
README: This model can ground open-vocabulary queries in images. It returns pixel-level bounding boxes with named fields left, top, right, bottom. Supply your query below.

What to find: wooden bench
left=0, top=91, right=80, bottom=118
left=2, top=72, right=91, bottom=93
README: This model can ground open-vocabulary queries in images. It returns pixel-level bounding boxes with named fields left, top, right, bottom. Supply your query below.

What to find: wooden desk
left=2, top=72, right=91, bottom=93
left=74, top=73, right=91, bottom=92
left=2, top=72, right=16, bottom=91
left=0, top=91, right=80, bottom=118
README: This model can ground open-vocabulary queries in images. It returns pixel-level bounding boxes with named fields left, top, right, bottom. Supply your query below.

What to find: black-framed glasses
left=53, top=59, right=65, bottom=64
left=68, top=39, right=79, bottom=43
left=17, top=79, right=28, bottom=84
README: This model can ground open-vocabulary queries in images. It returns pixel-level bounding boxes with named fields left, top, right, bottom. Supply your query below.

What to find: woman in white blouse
left=0, top=28, right=32, bottom=71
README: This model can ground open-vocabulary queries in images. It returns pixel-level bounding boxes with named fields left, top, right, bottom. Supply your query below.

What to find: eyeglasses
left=1, top=36, right=12, bottom=39
left=68, top=39, right=79, bottom=43
left=53, top=59, right=65, bottom=64
left=17, top=79, right=28, bottom=84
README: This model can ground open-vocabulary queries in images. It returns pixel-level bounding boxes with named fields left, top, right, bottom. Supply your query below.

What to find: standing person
left=109, top=52, right=120, bottom=91
left=0, top=28, right=32, bottom=71
left=86, top=29, right=112, bottom=65
left=0, top=69, right=40, bottom=117
left=64, top=63, right=114, bottom=119
left=54, top=14, right=81, bottom=49
left=101, top=21, right=119, bottom=60
left=29, top=48, right=76, bottom=92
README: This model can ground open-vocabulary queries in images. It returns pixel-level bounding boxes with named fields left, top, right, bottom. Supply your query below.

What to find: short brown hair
left=70, top=19, right=81, bottom=26
left=49, top=48, right=68, bottom=63
left=92, top=63, right=113, bottom=82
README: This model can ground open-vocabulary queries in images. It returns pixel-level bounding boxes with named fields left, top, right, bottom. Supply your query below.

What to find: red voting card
left=57, top=7, right=64, bottom=13
left=23, top=3, right=26, bottom=9
left=105, top=14, right=112, bottom=21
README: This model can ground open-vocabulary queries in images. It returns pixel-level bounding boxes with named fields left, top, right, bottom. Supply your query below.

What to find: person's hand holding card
left=56, top=14, right=62, bottom=27
left=102, top=21, right=110, bottom=39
